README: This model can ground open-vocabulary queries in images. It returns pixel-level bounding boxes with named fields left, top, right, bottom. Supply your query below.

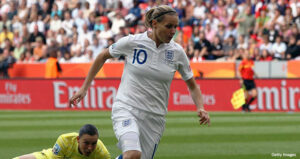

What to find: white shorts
left=112, top=104, right=166, bottom=159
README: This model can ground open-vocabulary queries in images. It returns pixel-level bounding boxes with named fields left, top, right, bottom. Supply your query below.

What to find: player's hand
left=197, top=108, right=210, bottom=126
left=69, top=88, right=87, bottom=108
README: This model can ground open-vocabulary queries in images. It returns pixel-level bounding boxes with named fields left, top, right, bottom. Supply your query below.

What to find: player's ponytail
left=145, top=5, right=177, bottom=28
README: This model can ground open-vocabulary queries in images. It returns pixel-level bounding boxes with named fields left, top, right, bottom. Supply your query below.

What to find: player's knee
left=252, top=89, right=258, bottom=97
left=123, top=150, right=141, bottom=159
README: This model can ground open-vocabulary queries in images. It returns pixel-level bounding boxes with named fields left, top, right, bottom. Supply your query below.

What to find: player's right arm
left=69, top=48, right=113, bottom=106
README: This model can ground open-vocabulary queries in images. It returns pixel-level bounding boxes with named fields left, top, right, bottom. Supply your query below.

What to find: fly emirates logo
left=0, top=82, right=31, bottom=104
left=53, top=81, right=117, bottom=109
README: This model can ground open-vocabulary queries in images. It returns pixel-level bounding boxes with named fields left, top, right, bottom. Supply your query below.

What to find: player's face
left=77, top=134, right=98, bottom=156
left=154, top=14, right=178, bottom=44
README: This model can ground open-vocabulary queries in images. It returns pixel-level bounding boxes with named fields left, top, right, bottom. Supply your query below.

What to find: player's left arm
left=185, top=77, right=210, bottom=126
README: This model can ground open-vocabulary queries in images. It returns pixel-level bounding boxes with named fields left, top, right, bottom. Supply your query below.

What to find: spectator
left=56, top=28, right=67, bottom=44
left=59, top=52, right=72, bottom=63
left=277, top=0, right=286, bottom=15
left=83, top=2, right=93, bottom=19
left=7, top=2, right=18, bottom=20
left=17, top=0, right=29, bottom=21
left=211, top=36, right=224, bottom=60
left=216, top=22, right=226, bottom=42
left=264, top=23, right=279, bottom=43
left=98, top=23, right=113, bottom=40
left=267, top=0, right=278, bottom=19
left=223, top=35, right=237, bottom=55
left=125, top=0, right=142, bottom=27
left=115, top=1, right=129, bottom=18
left=286, top=35, right=300, bottom=60
left=185, top=39, right=195, bottom=60
left=193, top=0, right=206, bottom=22
left=61, top=2, right=72, bottom=19
left=212, top=0, right=226, bottom=20
left=204, top=22, right=216, bottom=42
left=107, top=11, right=126, bottom=35
left=13, top=41, right=24, bottom=60
left=78, top=23, right=93, bottom=46
left=59, top=36, right=71, bottom=56
left=39, top=2, right=51, bottom=25
left=62, top=11, right=74, bottom=36
left=2, top=38, right=14, bottom=52
left=237, top=35, right=248, bottom=50
left=50, top=14, right=62, bottom=33
left=87, top=12, right=96, bottom=31
left=70, top=33, right=82, bottom=57
left=0, top=26, right=13, bottom=43
left=234, top=5, right=255, bottom=38
left=0, top=13, right=12, bottom=32
left=224, top=22, right=238, bottom=40
left=203, top=12, right=219, bottom=31
left=293, top=6, right=300, bottom=30
left=183, top=0, right=195, bottom=26
left=259, top=49, right=273, bottom=61
left=269, top=9, right=285, bottom=31
left=254, top=9, right=270, bottom=33
left=284, top=7, right=294, bottom=27
left=271, top=35, right=287, bottom=60
left=74, top=10, right=86, bottom=33
left=33, top=37, right=46, bottom=61
left=0, top=48, right=16, bottom=78
left=51, top=3, right=63, bottom=18
left=28, top=25, right=46, bottom=45
left=259, top=35, right=273, bottom=53
left=11, top=16, right=22, bottom=34
left=193, top=31, right=212, bottom=61
left=90, top=37, right=106, bottom=60
left=28, top=13, right=45, bottom=33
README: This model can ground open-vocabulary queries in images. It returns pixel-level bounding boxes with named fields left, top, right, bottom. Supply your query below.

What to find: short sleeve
left=51, top=135, right=66, bottom=158
left=177, top=47, right=193, bottom=81
left=109, top=35, right=131, bottom=58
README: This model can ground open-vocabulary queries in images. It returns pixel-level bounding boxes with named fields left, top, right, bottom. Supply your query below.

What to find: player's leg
left=138, top=113, right=165, bottom=159
left=247, top=88, right=257, bottom=105
left=242, top=90, right=249, bottom=111
left=112, top=105, right=142, bottom=159
left=244, top=80, right=257, bottom=111
left=119, top=132, right=141, bottom=159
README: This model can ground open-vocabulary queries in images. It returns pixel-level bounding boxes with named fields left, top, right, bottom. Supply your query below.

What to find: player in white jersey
left=69, top=5, right=210, bottom=159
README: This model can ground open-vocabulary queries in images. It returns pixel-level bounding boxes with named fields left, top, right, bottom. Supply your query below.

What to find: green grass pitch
left=0, top=111, right=299, bottom=159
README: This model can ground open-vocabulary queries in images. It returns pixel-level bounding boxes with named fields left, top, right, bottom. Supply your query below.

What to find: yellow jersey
left=33, top=132, right=111, bottom=159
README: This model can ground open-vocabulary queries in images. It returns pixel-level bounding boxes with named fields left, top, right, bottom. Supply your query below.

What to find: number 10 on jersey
left=132, top=49, right=147, bottom=64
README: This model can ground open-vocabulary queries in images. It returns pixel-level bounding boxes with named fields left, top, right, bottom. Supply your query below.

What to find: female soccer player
left=14, top=124, right=110, bottom=159
left=69, top=5, right=210, bottom=159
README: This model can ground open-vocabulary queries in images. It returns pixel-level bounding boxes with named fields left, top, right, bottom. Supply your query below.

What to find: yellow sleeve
left=51, top=134, right=69, bottom=158
left=95, top=139, right=111, bottom=159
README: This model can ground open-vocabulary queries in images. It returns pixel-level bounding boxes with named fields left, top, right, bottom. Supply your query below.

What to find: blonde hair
left=145, top=5, right=177, bottom=28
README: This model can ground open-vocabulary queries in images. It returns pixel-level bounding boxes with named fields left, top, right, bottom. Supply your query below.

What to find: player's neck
left=147, top=31, right=163, bottom=48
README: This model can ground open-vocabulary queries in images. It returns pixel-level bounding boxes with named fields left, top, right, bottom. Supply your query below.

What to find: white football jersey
left=109, top=31, right=193, bottom=115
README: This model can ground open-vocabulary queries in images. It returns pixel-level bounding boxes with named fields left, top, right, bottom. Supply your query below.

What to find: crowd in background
left=1, top=0, right=300, bottom=68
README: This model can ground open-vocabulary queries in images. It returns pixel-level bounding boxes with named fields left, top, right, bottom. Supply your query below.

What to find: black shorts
left=243, top=79, right=256, bottom=91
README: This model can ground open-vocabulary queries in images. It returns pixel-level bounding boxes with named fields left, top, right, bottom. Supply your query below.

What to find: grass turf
left=0, top=111, right=299, bottom=159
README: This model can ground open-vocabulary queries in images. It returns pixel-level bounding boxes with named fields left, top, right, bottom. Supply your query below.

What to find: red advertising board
left=0, top=79, right=299, bottom=112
